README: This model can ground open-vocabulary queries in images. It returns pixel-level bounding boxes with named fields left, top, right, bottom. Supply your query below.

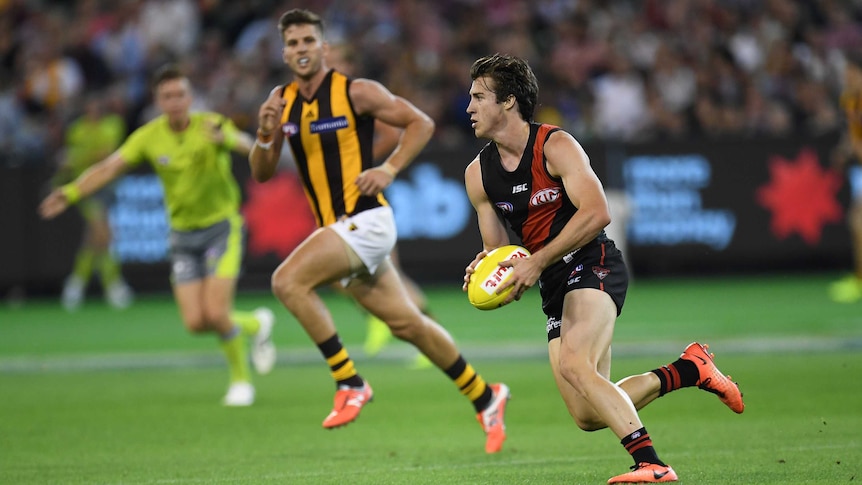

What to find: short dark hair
left=151, top=64, right=185, bottom=91
left=279, top=8, right=325, bottom=37
left=470, top=54, right=538, bottom=122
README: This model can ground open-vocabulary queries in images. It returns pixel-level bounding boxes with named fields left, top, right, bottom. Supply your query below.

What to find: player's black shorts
left=538, top=238, right=629, bottom=341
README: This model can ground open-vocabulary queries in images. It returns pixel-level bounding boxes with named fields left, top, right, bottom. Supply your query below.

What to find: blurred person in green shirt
left=40, top=65, right=277, bottom=407
left=53, top=93, right=132, bottom=311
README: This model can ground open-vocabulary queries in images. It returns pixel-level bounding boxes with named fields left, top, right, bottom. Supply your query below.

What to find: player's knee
left=558, top=357, right=592, bottom=394
left=201, top=309, right=228, bottom=329
left=271, top=266, right=300, bottom=302
left=182, top=315, right=208, bottom=334
left=573, top=414, right=604, bottom=432
left=387, top=316, right=418, bottom=341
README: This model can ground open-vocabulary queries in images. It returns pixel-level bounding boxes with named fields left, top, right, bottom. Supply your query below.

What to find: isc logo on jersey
left=467, top=245, right=531, bottom=310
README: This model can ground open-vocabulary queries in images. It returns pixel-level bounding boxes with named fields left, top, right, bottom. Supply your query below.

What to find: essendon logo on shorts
left=592, top=266, right=610, bottom=280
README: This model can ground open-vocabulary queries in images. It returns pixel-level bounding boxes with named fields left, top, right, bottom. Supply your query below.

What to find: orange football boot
left=322, top=380, right=374, bottom=429
left=681, top=342, right=744, bottom=414
left=608, top=463, right=678, bottom=483
left=476, top=383, right=510, bottom=453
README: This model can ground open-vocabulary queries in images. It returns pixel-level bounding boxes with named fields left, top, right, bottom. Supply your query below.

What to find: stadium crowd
left=1, top=0, right=860, bottom=168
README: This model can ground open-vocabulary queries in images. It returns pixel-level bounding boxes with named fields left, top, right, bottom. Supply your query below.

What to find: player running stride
left=249, top=8, right=508, bottom=453
left=461, top=54, right=744, bottom=483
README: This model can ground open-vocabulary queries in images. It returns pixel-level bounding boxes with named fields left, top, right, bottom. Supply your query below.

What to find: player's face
left=466, top=76, right=505, bottom=139
left=155, top=78, right=192, bottom=124
left=282, top=23, right=328, bottom=79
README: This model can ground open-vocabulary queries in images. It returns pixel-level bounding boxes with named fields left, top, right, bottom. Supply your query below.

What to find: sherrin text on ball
left=467, top=245, right=531, bottom=310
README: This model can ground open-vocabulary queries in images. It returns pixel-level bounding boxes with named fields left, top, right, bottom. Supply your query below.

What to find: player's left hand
left=355, top=167, right=394, bottom=196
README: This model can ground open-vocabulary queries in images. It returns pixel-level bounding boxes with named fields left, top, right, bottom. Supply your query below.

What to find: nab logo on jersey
left=512, top=183, right=529, bottom=194
left=530, top=187, right=561, bottom=207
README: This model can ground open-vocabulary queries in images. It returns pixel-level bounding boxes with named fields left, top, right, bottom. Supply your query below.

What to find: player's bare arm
left=39, top=152, right=129, bottom=220
left=538, top=130, right=611, bottom=267
left=249, top=86, right=287, bottom=182
left=205, top=118, right=254, bottom=157
left=493, top=131, right=611, bottom=304
left=463, top=158, right=510, bottom=291
left=372, top=120, right=403, bottom=162
left=351, top=79, right=434, bottom=195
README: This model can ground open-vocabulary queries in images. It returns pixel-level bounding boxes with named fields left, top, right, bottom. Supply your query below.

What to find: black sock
left=621, top=427, right=665, bottom=466
left=651, top=358, right=699, bottom=396
left=443, top=355, right=493, bottom=412
left=318, top=334, right=364, bottom=388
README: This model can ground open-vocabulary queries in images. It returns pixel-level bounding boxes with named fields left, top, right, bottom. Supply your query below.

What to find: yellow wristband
left=61, top=184, right=81, bottom=204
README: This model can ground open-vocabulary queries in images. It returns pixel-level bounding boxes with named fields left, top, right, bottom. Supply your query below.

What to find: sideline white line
left=1, top=336, right=859, bottom=374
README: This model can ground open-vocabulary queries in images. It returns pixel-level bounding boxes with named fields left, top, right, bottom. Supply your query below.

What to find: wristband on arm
left=61, top=183, right=81, bottom=204
left=255, top=128, right=274, bottom=150
left=379, top=162, right=399, bottom=178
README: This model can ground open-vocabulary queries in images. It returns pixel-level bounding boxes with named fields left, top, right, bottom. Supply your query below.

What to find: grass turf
left=1, top=273, right=861, bottom=484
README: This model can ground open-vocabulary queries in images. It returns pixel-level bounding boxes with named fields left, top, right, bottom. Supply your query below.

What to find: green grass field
left=1, top=273, right=861, bottom=484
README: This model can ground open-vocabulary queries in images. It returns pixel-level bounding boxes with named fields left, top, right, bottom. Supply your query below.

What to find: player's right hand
left=258, top=87, right=286, bottom=135
left=38, top=190, right=69, bottom=220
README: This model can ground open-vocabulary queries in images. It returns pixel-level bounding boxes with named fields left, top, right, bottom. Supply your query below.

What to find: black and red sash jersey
left=479, top=122, right=604, bottom=254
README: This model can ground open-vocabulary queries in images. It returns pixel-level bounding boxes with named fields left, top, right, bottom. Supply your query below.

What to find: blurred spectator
left=2, top=0, right=861, bottom=167
left=592, top=49, right=650, bottom=141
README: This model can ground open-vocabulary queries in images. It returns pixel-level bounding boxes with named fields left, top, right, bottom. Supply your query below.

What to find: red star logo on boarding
left=756, top=148, right=842, bottom=245
left=242, top=172, right=317, bottom=258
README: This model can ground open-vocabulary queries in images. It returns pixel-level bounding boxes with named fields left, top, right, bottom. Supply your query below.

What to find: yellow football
left=467, top=245, right=531, bottom=310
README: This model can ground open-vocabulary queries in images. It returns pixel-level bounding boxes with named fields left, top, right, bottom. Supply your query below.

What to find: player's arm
left=39, top=151, right=130, bottom=220
left=372, top=120, right=402, bottom=162
left=249, top=86, right=287, bottom=183
left=495, top=131, right=611, bottom=304
left=206, top=115, right=254, bottom=157
left=463, top=158, right=510, bottom=291
left=350, top=78, right=435, bottom=195
left=535, top=131, right=611, bottom=269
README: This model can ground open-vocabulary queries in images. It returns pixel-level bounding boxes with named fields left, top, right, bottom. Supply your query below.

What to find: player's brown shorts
left=538, top=238, right=629, bottom=341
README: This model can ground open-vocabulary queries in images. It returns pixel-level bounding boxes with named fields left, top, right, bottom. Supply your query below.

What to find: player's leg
left=388, top=246, right=433, bottom=369
left=831, top=167, right=862, bottom=302
left=552, top=288, right=676, bottom=482
left=363, top=244, right=429, bottom=358
left=350, top=260, right=458, bottom=367
left=271, top=227, right=372, bottom=425
left=851, top=199, right=862, bottom=280
left=169, top=217, right=261, bottom=406
left=84, top=200, right=132, bottom=309
left=61, top=204, right=100, bottom=311
left=550, top=289, right=640, bottom=434
left=350, top=263, right=510, bottom=453
left=271, top=227, right=354, bottom=342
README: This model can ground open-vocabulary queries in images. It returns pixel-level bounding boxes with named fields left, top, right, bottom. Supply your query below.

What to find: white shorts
left=329, top=206, right=397, bottom=282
